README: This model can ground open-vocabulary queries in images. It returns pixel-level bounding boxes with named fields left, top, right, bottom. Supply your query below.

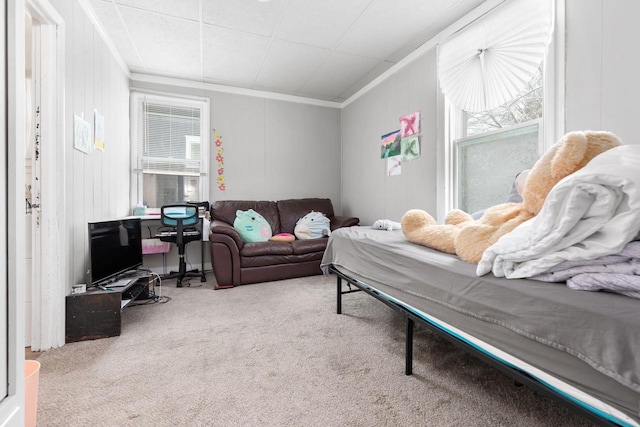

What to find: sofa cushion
left=213, top=200, right=281, bottom=234
left=277, top=198, right=335, bottom=234
left=240, top=241, right=293, bottom=257
left=291, top=238, right=328, bottom=255
left=240, top=251, right=324, bottom=268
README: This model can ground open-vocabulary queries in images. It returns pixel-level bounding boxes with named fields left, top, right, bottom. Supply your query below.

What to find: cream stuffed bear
left=401, top=131, right=622, bottom=264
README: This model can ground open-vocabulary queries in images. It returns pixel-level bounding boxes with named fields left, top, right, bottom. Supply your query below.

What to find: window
left=130, top=92, right=210, bottom=208
left=438, top=0, right=556, bottom=215
left=454, top=68, right=543, bottom=214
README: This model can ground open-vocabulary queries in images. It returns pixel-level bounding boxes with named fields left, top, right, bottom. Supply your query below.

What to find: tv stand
left=65, top=275, right=154, bottom=343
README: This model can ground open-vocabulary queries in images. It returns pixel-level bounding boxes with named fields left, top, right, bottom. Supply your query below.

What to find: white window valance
left=438, top=0, right=554, bottom=113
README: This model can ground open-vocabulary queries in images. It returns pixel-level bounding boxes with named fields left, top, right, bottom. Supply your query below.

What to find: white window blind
left=438, top=0, right=554, bottom=113
left=130, top=92, right=209, bottom=208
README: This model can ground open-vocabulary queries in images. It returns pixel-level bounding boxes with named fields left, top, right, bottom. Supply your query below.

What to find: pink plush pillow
left=269, top=233, right=295, bottom=242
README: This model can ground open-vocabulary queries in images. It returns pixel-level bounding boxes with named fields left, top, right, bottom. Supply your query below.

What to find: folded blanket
left=532, top=241, right=640, bottom=299
left=477, top=145, right=640, bottom=278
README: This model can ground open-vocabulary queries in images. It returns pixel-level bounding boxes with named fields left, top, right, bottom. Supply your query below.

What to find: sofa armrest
left=210, top=220, right=244, bottom=250
left=330, top=215, right=360, bottom=230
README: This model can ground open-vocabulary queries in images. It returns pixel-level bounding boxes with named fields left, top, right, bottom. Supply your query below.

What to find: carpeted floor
left=36, top=274, right=596, bottom=426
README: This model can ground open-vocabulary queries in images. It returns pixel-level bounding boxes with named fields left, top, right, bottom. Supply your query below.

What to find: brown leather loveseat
left=209, top=198, right=359, bottom=288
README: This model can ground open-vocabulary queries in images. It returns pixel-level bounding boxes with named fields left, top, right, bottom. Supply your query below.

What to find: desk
left=126, top=214, right=208, bottom=282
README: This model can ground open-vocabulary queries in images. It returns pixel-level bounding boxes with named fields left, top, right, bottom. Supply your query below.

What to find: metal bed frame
left=330, top=265, right=623, bottom=427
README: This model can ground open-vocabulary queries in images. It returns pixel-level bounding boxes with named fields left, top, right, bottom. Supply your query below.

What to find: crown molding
left=130, top=73, right=343, bottom=109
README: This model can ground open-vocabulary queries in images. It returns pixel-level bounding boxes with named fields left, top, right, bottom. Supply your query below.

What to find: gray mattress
left=321, top=226, right=640, bottom=425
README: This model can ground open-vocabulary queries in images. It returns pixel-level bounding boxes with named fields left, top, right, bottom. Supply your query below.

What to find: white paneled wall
left=565, top=0, right=640, bottom=145
left=341, top=52, right=439, bottom=225
left=51, top=0, right=131, bottom=289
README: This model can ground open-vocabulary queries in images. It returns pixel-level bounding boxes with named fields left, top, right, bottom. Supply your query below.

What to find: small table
left=65, top=276, right=152, bottom=342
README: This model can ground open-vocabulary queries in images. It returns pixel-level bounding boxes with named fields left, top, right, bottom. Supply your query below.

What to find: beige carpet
left=36, top=274, right=596, bottom=426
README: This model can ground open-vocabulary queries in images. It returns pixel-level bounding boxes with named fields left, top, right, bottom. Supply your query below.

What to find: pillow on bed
left=233, top=209, right=272, bottom=242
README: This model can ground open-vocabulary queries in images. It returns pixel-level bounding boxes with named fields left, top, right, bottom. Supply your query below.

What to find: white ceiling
left=89, top=0, right=486, bottom=103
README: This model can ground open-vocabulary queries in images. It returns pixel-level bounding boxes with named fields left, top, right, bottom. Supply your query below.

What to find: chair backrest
left=160, top=204, right=199, bottom=228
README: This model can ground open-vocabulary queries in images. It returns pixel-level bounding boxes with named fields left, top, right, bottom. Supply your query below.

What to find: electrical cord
left=126, top=268, right=172, bottom=305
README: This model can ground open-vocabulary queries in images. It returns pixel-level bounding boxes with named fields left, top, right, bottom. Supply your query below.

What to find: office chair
left=156, top=204, right=203, bottom=287
left=188, top=201, right=210, bottom=283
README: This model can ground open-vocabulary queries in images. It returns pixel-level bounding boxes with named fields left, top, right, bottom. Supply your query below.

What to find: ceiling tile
left=202, top=24, right=271, bottom=86
left=254, top=40, right=330, bottom=92
left=90, top=0, right=145, bottom=68
left=89, top=0, right=489, bottom=103
left=298, top=52, right=381, bottom=100
left=202, top=0, right=287, bottom=37
left=119, top=6, right=201, bottom=78
left=114, top=0, right=200, bottom=21
left=338, top=60, right=396, bottom=100
left=274, top=0, right=370, bottom=49
left=336, top=0, right=453, bottom=60
left=386, top=0, right=487, bottom=62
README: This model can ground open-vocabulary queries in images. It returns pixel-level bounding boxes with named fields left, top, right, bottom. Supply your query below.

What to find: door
left=25, top=0, right=66, bottom=351
left=1, top=0, right=9, bottom=404
left=25, top=9, right=41, bottom=349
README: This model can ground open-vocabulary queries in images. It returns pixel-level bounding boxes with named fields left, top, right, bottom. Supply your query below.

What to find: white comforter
left=477, top=144, right=640, bottom=278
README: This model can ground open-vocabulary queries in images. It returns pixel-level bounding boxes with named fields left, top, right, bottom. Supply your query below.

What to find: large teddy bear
left=401, top=131, right=622, bottom=264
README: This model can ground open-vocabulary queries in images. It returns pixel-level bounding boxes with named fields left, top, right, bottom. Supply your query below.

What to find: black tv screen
left=88, top=218, right=143, bottom=285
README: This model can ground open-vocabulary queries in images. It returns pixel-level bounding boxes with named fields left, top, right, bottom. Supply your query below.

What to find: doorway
left=25, top=0, right=66, bottom=351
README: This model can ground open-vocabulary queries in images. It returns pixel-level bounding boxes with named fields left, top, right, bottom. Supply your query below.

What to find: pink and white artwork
left=400, top=111, right=420, bottom=137
left=387, top=156, right=402, bottom=176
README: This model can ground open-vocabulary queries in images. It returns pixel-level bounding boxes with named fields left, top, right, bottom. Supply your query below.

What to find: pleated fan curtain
left=438, top=0, right=554, bottom=113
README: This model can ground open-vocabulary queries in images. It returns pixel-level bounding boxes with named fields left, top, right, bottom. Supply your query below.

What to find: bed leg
left=406, top=316, right=414, bottom=375
left=337, top=276, right=342, bottom=314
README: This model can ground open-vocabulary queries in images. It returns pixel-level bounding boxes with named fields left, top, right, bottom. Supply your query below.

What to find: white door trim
left=26, top=0, right=66, bottom=351
left=2, top=0, right=26, bottom=424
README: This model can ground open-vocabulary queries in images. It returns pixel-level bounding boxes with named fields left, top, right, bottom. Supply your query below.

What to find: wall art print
left=73, top=114, right=91, bottom=154
left=400, top=111, right=420, bottom=137
left=94, top=110, right=105, bottom=151
left=401, top=136, right=420, bottom=161
left=381, top=129, right=401, bottom=159
left=387, top=155, right=402, bottom=176
left=214, top=129, right=226, bottom=191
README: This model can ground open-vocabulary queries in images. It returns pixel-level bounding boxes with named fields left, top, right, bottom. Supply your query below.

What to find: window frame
left=130, top=91, right=210, bottom=209
left=436, top=0, right=565, bottom=222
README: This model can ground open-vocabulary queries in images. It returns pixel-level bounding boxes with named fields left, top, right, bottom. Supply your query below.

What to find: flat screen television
left=88, top=218, right=143, bottom=286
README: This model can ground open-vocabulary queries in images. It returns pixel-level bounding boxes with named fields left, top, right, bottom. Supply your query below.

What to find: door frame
left=26, top=0, right=66, bottom=351
left=2, top=0, right=26, bottom=424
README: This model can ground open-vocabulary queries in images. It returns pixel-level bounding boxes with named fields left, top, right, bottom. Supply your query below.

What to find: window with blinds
left=130, top=92, right=209, bottom=208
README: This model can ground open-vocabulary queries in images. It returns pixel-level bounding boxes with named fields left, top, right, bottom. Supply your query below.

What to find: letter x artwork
left=380, top=111, right=421, bottom=176
left=399, top=111, right=420, bottom=162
